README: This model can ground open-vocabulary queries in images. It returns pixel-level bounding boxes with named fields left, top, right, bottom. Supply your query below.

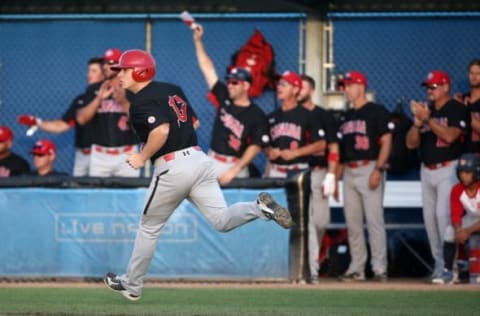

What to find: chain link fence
left=0, top=14, right=304, bottom=175
left=330, top=13, right=480, bottom=113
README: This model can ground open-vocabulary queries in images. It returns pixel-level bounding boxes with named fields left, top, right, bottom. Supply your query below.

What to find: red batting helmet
left=111, top=49, right=156, bottom=82
left=103, top=48, right=122, bottom=65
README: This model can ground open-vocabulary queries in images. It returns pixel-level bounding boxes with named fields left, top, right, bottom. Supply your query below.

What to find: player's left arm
left=456, top=220, right=480, bottom=244
left=127, top=123, right=170, bottom=169
left=369, top=132, right=392, bottom=190
left=425, top=119, right=463, bottom=144
left=470, top=114, right=480, bottom=134
left=218, top=144, right=260, bottom=185
left=280, top=138, right=326, bottom=161
left=421, top=102, right=468, bottom=144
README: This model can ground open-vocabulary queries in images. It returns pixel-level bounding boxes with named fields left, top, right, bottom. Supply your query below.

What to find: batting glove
left=321, top=172, right=335, bottom=197
left=18, top=114, right=41, bottom=126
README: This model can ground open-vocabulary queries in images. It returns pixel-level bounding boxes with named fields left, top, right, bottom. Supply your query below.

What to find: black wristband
left=375, top=166, right=386, bottom=173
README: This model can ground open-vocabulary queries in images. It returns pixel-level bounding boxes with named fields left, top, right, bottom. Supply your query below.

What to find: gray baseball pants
left=119, top=147, right=266, bottom=296
left=308, top=168, right=330, bottom=279
left=420, top=162, right=457, bottom=277
left=343, top=161, right=387, bottom=275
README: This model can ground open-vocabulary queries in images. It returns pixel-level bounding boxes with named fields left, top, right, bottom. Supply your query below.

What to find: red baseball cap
left=421, top=70, right=451, bottom=86
left=31, top=139, right=56, bottom=155
left=103, top=48, right=123, bottom=65
left=0, top=126, right=13, bottom=142
left=342, top=71, right=368, bottom=86
left=280, top=70, right=302, bottom=89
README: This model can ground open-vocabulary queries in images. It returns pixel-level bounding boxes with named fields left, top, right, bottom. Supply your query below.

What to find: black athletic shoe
left=339, top=272, right=366, bottom=282
left=104, top=272, right=140, bottom=301
left=372, top=272, right=388, bottom=282
left=257, top=192, right=294, bottom=229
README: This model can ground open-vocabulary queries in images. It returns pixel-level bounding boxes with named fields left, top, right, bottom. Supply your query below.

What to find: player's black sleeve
left=322, top=109, right=339, bottom=144
left=375, top=105, right=393, bottom=136
left=448, top=100, right=469, bottom=131
left=61, top=94, right=84, bottom=125
left=210, top=81, right=229, bottom=109
left=249, top=106, right=269, bottom=147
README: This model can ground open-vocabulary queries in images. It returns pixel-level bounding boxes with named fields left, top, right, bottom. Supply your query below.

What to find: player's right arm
left=76, top=81, right=111, bottom=125
left=38, top=120, right=70, bottom=133
left=127, top=122, right=170, bottom=170
left=17, top=115, right=70, bottom=133
left=192, top=24, right=219, bottom=89
left=406, top=101, right=424, bottom=149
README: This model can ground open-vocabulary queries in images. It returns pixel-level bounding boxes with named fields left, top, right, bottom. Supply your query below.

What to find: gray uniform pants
left=420, top=162, right=457, bottom=276
left=343, top=161, right=387, bottom=275
left=120, top=147, right=265, bottom=296
left=308, top=168, right=330, bottom=278
left=89, top=144, right=140, bottom=178
left=72, top=148, right=90, bottom=177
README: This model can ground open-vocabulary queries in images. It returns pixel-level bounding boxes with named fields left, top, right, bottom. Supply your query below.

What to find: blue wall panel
left=0, top=188, right=289, bottom=279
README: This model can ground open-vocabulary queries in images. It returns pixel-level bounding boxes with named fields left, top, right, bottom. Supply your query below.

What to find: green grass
left=0, top=287, right=478, bottom=316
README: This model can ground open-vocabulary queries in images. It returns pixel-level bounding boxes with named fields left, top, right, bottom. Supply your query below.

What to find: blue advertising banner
left=0, top=188, right=289, bottom=279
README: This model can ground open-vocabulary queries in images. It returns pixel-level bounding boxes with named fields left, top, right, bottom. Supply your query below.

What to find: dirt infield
left=1, top=279, right=479, bottom=291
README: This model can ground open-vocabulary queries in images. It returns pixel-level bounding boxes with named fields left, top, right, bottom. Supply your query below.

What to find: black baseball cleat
left=104, top=272, right=140, bottom=301
left=257, top=192, right=294, bottom=229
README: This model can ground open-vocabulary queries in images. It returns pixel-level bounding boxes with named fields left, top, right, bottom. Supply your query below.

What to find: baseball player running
left=192, top=24, right=269, bottom=185
left=103, top=49, right=293, bottom=301
left=298, top=75, right=339, bottom=284
left=337, top=71, right=393, bottom=282
left=406, top=70, right=469, bottom=281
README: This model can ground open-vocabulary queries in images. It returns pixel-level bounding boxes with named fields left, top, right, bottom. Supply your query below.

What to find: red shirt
left=450, top=181, right=480, bottom=225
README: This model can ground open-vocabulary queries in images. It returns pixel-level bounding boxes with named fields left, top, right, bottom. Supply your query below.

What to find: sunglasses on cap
left=32, top=153, right=49, bottom=157
left=277, top=80, right=292, bottom=87
left=227, top=80, right=241, bottom=86
left=426, top=84, right=441, bottom=90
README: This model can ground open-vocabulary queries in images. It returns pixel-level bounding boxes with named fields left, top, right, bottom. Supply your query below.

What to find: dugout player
left=0, top=126, right=30, bottom=177
left=192, top=24, right=269, bottom=185
left=406, top=70, right=469, bottom=282
left=103, top=49, right=293, bottom=301
left=454, top=59, right=480, bottom=153
left=432, top=153, right=480, bottom=284
left=17, top=56, right=105, bottom=176
left=264, top=71, right=326, bottom=178
left=76, top=48, right=140, bottom=177
left=337, top=71, right=393, bottom=282
left=298, top=75, right=339, bottom=283
left=30, top=139, right=67, bottom=177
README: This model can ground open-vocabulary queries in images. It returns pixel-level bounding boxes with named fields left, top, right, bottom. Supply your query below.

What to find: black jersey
left=267, top=104, right=323, bottom=165
left=129, top=81, right=198, bottom=162
left=61, top=93, right=94, bottom=149
left=209, top=81, right=269, bottom=157
left=338, top=102, right=393, bottom=163
left=0, top=152, right=30, bottom=177
left=466, top=98, right=480, bottom=153
left=418, top=99, right=469, bottom=164
left=308, top=106, right=339, bottom=167
left=82, top=82, right=138, bottom=147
